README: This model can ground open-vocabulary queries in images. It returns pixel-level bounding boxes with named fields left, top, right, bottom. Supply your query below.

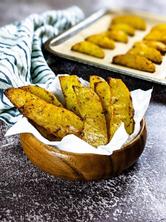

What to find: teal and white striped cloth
left=0, top=6, right=84, bottom=125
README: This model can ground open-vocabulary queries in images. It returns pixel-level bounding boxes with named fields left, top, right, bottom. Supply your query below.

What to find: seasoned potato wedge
left=73, top=86, right=104, bottom=118
left=144, top=30, right=166, bottom=44
left=71, top=41, right=105, bottom=58
left=111, top=15, right=146, bottom=30
left=142, top=40, right=166, bottom=54
left=5, top=88, right=83, bottom=138
left=105, top=30, right=128, bottom=43
left=29, top=120, right=58, bottom=141
left=94, top=81, right=112, bottom=140
left=86, top=34, right=115, bottom=49
left=151, top=24, right=166, bottom=32
left=129, top=42, right=162, bottom=64
left=59, top=75, right=81, bottom=115
left=107, top=78, right=134, bottom=138
left=73, top=86, right=108, bottom=147
left=89, top=75, right=105, bottom=90
left=109, top=23, right=135, bottom=36
left=112, top=53, right=155, bottom=73
left=20, top=85, right=63, bottom=107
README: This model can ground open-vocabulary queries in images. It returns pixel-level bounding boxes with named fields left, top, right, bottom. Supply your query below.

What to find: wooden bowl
left=20, top=119, right=147, bottom=181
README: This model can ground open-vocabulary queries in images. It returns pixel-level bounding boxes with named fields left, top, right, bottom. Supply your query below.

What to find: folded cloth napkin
left=0, top=6, right=84, bottom=125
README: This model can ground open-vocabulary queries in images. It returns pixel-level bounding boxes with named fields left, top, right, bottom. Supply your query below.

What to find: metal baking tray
left=45, top=8, right=166, bottom=86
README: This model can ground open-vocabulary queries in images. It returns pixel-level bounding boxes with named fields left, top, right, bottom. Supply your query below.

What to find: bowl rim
left=21, top=119, right=146, bottom=157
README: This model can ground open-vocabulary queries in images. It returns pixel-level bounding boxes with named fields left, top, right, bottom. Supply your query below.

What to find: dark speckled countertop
left=0, top=1, right=166, bottom=221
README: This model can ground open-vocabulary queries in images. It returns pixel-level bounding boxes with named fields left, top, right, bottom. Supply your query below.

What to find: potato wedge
left=29, top=120, right=58, bottom=141
left=73, top=86, right=108, bottom=147
left=94, top=81, right=112, bottom=140
left=19, top=85, right=63, bottom=140
left=112, top=53, right=155, bottom=73
left=86, top=34, right=115, bottom=49
left=89, top=75, right=105, bottom=90
left=111, top=15, right=146, bottom=30
left=144, top=30, right=166, bottom=44
left=105, top=30, right=128, bottom=43
left=5, top=88, right=83, bottom=138
left=109, top=23, right=135, bottom=36
left=129, top=42, right=162, bottom=64
left=107, top=78, right=134, bottom=138
left=20, top=85, right=63, bottom=107
left=141, top=40, right=166, bottom=54
left=71, top=41, right=105, bottom=58
left=151, top=24, right=166, bottom=32
left=59, top=75, right=81, bottom=115
left=90, top=76, right=112, bottom=138
left=73, top=86, right=104, bottom=117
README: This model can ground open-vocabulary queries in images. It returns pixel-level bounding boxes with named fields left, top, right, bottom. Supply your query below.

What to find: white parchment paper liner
left=5, top=75, right=152, bottom=156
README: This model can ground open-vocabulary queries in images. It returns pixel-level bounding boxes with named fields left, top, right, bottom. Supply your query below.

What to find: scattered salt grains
left=113, top=208, right=122, bottom=219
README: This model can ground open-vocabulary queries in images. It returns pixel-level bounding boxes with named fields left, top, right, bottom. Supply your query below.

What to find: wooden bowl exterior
left=20, top=120, right=147, bottom=181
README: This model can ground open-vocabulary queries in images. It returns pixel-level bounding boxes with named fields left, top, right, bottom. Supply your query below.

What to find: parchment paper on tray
left=5, top=75, right=152, bottom=156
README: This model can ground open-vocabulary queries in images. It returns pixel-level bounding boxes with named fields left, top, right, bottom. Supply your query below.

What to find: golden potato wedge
left=85, top=34, right=115, bottom=49
left=71, top=41, right=105, bottom=58
left=89, top=75, right=105, bottom=90
left=106, top=30, right=128, bottom=43
left=109, top=23, right=135, bottom=36
left=20, top=85, right=63, bottom=107
left=129, top=42, right=162, bottom=64
left=5, top=88, right=83, bottom=138
left=142, top=40, right=166, bottom=54
left=144, top=30, right=166, bottom=44
left=29, top=120, right=58, bottom=141
left=19, top=85, right=63, bottom=140
left=94, top=81, right=111, bottom=115
left=59, top=75, right=81, bottom=115
left=73, top=86, right=104, bottom=118
left=90, top=76, right=112, bottom=138
left=94, top=81, right=112, bottom=140
left=112, top=53, right=155, bottom=73
left=107, top=78, right=134, bottom=138
left=111, top=15, right=146, bottom=30
left=73, top=86, right=108, bottom=147
left=151, top=24, right=166, bottom=32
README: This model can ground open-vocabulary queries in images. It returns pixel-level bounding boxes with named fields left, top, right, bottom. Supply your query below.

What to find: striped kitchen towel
left=0, top=6, right=84, bottom=125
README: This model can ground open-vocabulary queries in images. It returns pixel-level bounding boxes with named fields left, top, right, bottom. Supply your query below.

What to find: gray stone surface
left=1, top=98, right=166, bottom=222
left=0, top=1, right=166, bottom=222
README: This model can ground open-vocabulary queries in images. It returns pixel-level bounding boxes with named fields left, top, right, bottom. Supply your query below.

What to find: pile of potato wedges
left=71, top=13, right=166, bottom=73
left=5, top=75, right=135, bottom=147
left=71, top=14, right=146, bottom=59
left=112, top=22, right=166, bottom=73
